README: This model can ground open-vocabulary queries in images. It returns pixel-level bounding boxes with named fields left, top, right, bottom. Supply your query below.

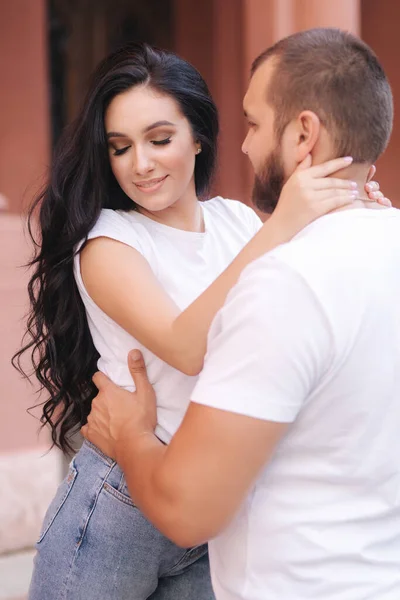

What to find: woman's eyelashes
left=112, top=137, right=172, bottom=156
left=151, top=137, right=172, bottom=146
left=113, top=146, right=130, bottom=156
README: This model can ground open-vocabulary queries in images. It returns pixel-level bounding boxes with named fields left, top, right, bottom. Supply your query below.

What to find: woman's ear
left=294, top=110, right=321, bottom=163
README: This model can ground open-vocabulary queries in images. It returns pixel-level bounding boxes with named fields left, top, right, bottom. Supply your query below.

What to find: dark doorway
left=48, top=0, right=174, bottom=147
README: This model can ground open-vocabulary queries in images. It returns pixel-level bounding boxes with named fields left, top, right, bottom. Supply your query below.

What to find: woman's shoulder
left=71, top=209, right=155, bottom=267
left=74, top=209, right=158, bottom=290
left=87, top=208, right=149, bottom=245
left=204, top=196, right=262, bottom=233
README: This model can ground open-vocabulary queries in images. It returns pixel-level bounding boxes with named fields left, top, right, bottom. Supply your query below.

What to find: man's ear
left=293, top=111, right=321, bottom=163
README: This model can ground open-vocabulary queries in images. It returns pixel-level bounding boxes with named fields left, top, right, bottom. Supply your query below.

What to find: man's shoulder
left=234, top=250, right=314, bottom=308
left=261, top=209, right=377, bottom=273
left=234, top=216, right=348, bottom=305
left=242, top=207, right=400, bottom=309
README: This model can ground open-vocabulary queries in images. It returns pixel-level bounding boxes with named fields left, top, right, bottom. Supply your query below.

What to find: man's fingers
left=128, top=349, right=151, bottom=393
left=308, top=156, right=353, bottom=178
left=92, top=371, right=113, bottom=390
left=81, top=424, right=88, bottom=438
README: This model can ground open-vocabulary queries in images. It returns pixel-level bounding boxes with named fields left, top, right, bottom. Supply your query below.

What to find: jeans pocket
left=103, top=474, right=137, bottom=508
left=37, top=459, right=78, bottom=544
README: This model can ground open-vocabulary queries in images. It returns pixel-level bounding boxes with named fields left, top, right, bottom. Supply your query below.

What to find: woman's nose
left=133, top=148, right=155, bottom=175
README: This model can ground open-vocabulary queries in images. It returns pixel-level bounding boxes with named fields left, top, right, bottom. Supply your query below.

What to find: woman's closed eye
left=112, top=137, right=171, bottom=156
left=151, top=137, right=171, bottom=146
left=113, top=145, right=131, bottom=156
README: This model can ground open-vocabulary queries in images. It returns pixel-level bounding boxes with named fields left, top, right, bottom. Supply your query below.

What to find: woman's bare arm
left=81, top=156, right=358, bottom=375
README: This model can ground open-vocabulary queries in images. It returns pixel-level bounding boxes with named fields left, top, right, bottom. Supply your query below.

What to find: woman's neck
left=137, top=192, right=204, bottom=232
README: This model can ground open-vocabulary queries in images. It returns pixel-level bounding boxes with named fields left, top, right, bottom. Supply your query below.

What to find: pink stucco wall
left=0, top=0, right=50, bottom=455
left=0, top=214, right=47, bottom=453
left=0, top=0, right=50, bottom=214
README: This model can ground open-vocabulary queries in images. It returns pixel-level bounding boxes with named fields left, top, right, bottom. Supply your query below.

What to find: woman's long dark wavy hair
left=12, top=42, right=219, bottom=454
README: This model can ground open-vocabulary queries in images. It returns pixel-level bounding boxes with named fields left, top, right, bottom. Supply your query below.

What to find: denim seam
left=36, top=463, right=78, bottom=545
left=61, top=461, right=115, bottom=600
left=116, top=470, right=125, bottom=492
left=83, top=440, right=114, bottom=466
left=162, top=544, right=208, bottom=577
left=103, top=481, right=137, bottom=508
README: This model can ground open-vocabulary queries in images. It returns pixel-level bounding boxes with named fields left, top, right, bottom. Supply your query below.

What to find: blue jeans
left=29, top=441, right=215, bottom=600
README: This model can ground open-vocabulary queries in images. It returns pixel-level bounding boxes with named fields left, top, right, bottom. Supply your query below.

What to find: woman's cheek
left=164, top=140, right=196, bottom=172
left=110, top=159, right=127, bottom=185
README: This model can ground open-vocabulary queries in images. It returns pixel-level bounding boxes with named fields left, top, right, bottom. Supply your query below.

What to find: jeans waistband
left=81, top=439, right=115, bottom=467
left=74, top=440, right=126, bottom=491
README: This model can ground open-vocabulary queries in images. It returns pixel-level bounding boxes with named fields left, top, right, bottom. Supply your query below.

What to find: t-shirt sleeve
left=84, top=209, right=145, bottom=254
left=73, top=209, right=149, bottom=307
left=191, top=257, right=333, bottom=423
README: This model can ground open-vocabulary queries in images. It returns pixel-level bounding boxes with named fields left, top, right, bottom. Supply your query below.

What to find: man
left=82, top=28, right=400, bottom=599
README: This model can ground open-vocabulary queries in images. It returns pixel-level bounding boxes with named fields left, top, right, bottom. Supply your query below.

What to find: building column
left=362, top=0, right=400, bottom=206
left=175, top=0, right=362, bottom=206
left=0, top=0, right=50, bottom=214
left=293, top=0, right=360, bottom=34
left=210, top=0, right=249, bottom=202
left=0, top=1, right=60, bottom=557
left=240, top=0, right=361, bottom=206
left=174, top=0, right=249, bottom=203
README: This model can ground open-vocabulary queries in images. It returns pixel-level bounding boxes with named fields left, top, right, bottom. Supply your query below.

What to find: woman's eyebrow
left=107, top=121, right=176, bottom=140
left=106, top=131, right=128, bottom=140
left=142, top=120, right=176, bottom=133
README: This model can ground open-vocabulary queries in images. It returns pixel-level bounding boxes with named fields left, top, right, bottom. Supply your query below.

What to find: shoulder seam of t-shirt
left=73, top=208, right=152, bottom=321
left=86, top=209, right=161, bottom=275
left=244, top=254, right=337, bottom=374
left=86, top=209, right=145, bottom=254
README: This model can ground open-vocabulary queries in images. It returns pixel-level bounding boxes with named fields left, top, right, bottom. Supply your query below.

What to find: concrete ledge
left=0, top=549, right=35, bottom=599
left=0, top=447, right=61, bottom=555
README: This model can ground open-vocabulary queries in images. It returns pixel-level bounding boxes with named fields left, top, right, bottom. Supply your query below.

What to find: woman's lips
left=134, top=175, right=168, bottom=193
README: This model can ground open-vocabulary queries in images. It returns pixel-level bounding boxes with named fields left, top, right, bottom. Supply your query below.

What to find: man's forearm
left=115, top=431, right=189, bottom=542
left=115, top=427, right=224, bottom=547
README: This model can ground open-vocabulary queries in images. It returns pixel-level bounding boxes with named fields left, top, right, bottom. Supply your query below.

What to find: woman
left=14, top=43, right=385, bottom=600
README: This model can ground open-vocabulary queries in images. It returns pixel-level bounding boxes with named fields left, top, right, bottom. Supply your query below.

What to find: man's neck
left=325, top=162, right=385, bottom=212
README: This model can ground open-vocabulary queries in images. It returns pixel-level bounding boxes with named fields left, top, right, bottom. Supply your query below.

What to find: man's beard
left=252, top=147, right=285, bottom=214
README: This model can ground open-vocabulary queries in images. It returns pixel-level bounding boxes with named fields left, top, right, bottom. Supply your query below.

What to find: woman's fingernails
left=350, top=181, right=358, bottom=189
left=344, top=156, right=353, bottom=163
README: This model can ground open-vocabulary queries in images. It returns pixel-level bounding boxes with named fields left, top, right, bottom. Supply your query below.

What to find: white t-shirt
left=192, top=208, right=400, bottom=600
left=74, top=196, right=261, bottom=443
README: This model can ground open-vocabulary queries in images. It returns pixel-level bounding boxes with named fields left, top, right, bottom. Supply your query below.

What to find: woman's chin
left=134, top=194, right=177, bottom=214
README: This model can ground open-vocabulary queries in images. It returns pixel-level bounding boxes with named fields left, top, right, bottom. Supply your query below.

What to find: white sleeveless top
left=73, top=196, right=262, bottom=443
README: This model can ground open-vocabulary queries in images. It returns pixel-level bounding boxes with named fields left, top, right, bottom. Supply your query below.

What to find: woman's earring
left=196, top=147, right=202, bottom=154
